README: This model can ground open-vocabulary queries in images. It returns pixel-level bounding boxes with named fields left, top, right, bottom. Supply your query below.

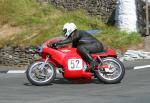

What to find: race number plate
left=68, top=59, right=83, bottom=70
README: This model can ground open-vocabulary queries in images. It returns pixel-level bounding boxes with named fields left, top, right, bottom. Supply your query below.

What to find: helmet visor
left=63, top=29, right=67, bottom=35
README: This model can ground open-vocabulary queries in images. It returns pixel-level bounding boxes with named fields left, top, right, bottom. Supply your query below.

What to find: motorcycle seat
left=91, top=50, right=106, bottom=55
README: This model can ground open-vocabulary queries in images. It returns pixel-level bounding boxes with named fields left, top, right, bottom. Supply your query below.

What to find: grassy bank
left=0, top=0, right=143, bottom=51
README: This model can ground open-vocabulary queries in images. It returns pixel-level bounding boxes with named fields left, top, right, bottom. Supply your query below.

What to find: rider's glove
left=52, top=42, right=59, bottom=47
left=47, top=43, right=51, bottom=48
left=48, top=42, right=60, bottom=48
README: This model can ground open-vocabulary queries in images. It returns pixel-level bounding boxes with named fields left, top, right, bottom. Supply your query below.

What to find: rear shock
left=97, top=56, right=103, bottom=64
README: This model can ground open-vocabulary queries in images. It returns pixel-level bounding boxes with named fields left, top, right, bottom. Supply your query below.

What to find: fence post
left=146, top=0, right=150, bottom=35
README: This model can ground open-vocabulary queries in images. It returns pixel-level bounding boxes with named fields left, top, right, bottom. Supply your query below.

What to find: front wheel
left=95, top=57, right=125, bottom=84
left=26, top=60, right=56, bottom=86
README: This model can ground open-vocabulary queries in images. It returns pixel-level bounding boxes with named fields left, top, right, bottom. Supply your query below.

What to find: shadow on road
left=24, top=77, right=119, bottom=86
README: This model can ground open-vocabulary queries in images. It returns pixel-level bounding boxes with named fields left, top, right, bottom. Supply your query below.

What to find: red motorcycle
left=26, top=38, right=125, bottom=86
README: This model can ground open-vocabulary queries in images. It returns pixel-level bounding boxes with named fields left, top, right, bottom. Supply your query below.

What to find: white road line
left=7, top=70, right=26, bottom=73
left=134, top=65, right=150, bottom=70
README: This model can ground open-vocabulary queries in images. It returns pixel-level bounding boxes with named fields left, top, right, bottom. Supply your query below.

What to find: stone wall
left=136, top=0, right=146, bottom=35
left=37, top=0, right=117, bottom=21
left=0, top=46, right=37, bottom=67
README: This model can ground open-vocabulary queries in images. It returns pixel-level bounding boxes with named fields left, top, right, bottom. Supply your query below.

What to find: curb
left=0, top=69, right=62, bottom=74
left=0, top=70, right=26, bottom=74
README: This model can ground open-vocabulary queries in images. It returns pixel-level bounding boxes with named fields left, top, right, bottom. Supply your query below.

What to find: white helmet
left=63, top=23, right=77, bottom=38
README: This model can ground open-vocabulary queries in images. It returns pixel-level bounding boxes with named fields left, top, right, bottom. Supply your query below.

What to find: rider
left=50, top=23, right=104, bottom=71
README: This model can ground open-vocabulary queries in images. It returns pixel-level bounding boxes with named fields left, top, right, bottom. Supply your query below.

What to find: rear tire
left=26, top=60, right=56, bottom=86
left=95, top=57, right=125, bottom=84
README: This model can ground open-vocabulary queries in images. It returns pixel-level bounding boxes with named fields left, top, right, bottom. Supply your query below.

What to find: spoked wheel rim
left=98, top=59, right=122, bottom=81
left=29, top=61, right=54, bottom=83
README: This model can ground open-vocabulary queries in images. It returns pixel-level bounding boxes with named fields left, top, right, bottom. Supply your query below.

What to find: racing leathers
left=56, top=30, right=104, bottom=70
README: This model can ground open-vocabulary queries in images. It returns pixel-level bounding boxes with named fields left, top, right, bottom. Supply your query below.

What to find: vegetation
left=96, top=27, right=142, bottom=51
left=0, top=0, right=143, bottom=51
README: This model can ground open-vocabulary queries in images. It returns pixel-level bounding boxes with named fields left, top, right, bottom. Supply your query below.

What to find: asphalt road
left=124, top=59, right=150, bottom=70
left=0, top=60, right=150, bottom=103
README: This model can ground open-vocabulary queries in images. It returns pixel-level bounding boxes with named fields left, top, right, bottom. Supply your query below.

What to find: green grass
left=95, top=27, right=142, bottom=51
left=0, top=0, right=143, bottom=51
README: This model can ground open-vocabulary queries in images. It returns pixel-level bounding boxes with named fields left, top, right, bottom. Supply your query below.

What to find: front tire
left=26, top=61, right=56, bottom=86
left=95, top=57, right=125, bottom=84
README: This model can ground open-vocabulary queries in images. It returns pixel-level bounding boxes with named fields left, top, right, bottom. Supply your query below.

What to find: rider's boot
left=86, top=58, right=99, bottom=71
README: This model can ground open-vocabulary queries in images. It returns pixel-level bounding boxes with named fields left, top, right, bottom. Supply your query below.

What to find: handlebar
left=48, top=43, right=59, bottom=49
left=25, top=46, right=41, bottom=54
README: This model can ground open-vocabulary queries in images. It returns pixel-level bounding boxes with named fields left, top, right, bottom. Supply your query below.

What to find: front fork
left=39, top=55, right=49, bottom=71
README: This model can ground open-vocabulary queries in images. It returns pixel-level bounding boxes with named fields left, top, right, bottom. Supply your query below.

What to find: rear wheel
left=26, top=61, right=56, bottom=86
left=95, top=57, right=125, bottom=84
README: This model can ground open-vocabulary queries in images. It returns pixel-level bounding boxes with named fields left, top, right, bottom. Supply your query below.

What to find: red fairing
left=41, top=47, right=66, bottom=65
left=60, top=48, right=92, bottom=79
left=40, top=47, right=92, bottom=79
